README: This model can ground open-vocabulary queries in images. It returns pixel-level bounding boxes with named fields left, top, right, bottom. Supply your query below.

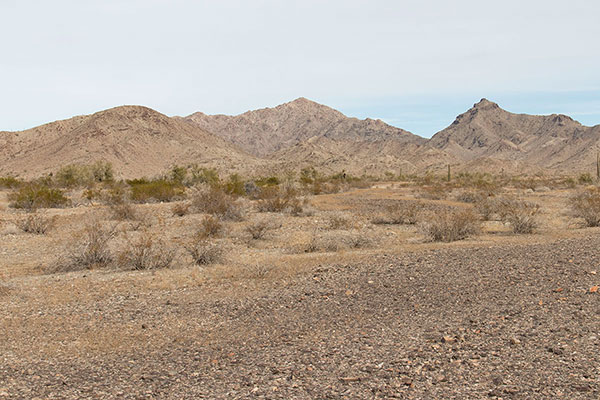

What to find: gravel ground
left=1, top=235, right=600, bottom=399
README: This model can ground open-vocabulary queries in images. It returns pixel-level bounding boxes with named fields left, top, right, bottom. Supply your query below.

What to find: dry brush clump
left=300, top=231, right=372, bottom=253
left=198, top=215, right=223, bottom=238
left=569, top=187, right=600, bottom=227
left=256, top=186, right=302, bottom=214
left=245, top=218, right=275, bottom=240
left=184, top=237, right=223, bottom=266
left=171, top=202, right=190, bottom=217
left=192, top=187, right=244, bottom=221
left=117, top=232, right=177, bottom=270
left=16, top=212, right=55, bottom=234
left=371, top=201, right=423, bottom=225
left=497, top=198, right=541, bottom=234
left=419, top=208, right=481, bottom=242
left=52, top=220, right=117, bottom=272
left=326, top=212, right=353, bottom=230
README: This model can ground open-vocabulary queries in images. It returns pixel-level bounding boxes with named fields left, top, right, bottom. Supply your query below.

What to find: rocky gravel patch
left=1, top=236, right=599, bottom=398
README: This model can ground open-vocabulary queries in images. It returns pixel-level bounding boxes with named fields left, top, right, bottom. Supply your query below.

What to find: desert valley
left=1, top=98, right=600, bottom=398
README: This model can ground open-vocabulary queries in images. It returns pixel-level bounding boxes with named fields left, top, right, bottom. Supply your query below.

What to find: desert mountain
left=183, top=97, right=425, bottom=157
left=429, top=99, right=600, bottom=172
left=0, top=106, right=261, bottom=179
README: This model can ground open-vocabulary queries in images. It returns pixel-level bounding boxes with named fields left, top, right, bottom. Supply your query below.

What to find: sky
left=1, top=0, right=599, bottom=137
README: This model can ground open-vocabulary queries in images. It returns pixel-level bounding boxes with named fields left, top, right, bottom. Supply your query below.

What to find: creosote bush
left=569, top=187, right=600, bottom=227
left=16, top=212, right=55, bottom=234
left=497, top=198, right=540, bottom=234
left=419, top=208, right=480, bottom=242
left=8, top=184, right=70, bottom=210
left=129, top=179, right=185, bottom=203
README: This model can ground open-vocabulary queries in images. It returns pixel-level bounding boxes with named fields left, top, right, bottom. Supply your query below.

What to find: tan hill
left=0, top=106, right=261, bottom=179
left=183, top=97, right=425, bottom=157
left=429, top=99, right=600, bottom=173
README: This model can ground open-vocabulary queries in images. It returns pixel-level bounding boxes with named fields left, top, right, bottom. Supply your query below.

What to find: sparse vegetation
left=371, top=202, right=422, bottom=225
left=54, top=220, right=116, bottom=272
left=192, top=186, right=244, bottom=220
left=8, top=184, right=70, bottom=210
left=117, top=232, right=176, bottom=270
left=570, top=187, right=600, bottom=227
left=497, top=198, right=541, bottom=234
left=16, top=212, right=54, bottom=234
left=185, top=238, right=223, bottom=266
left=419, top=208, right=480, bottom=242
left=198, top=215, right=223, bottom=238
left=245, top=218, right=274, bottom=240
left=171, top=202, right=190, bottom=217
left=129, top=179, right=185, bottom=203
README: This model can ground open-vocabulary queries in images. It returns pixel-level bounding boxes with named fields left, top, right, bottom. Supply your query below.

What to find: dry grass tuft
left=570, top=187, right=600, bottom=227
left=16, top=212, right=55, bottom=234
left=419, top=208, right=480, bottom=242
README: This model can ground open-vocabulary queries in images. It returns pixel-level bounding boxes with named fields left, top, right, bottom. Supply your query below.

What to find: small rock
left=442, top=335, right=456, bottom=344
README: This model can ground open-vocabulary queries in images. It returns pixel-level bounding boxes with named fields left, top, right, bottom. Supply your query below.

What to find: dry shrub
left=497, top=198, right=541, bottom=234
left=419, top=208, right=480, bottom=242
left=109, top=202, right=138, bottom=221
left=474, top=196, right=498, bottom=221
left=185, top=238, right=223, bottom=265
left=372, top=202, right=422, bottom=225
left=417, top=184, right=448, bottom=200
left=117, top=232, right=176, bottom=270
left=326, top=212, right=352, bottom=229
left=171, top=202, right=190, bottom=217
left=302, top=231, right=372, bottom=253
left=455, top=190, right=486, bottom=204
left=53, top=220, right=116, bottom=272
left=570, top=187, right=600, bottom=227
left=256, top=186, right=301, bottom=213
left=192, top=187, right=243, bottom=221
left=245, top=218, right=274, bottom=240
left=16, top=212, right=55, bottom=234
left=198, top=215, right=223, bottom=238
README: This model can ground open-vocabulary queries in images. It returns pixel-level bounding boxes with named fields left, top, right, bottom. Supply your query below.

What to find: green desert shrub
left=8, top=184, right=70, bottom=210
left=129, top=179, right=185, bottom=203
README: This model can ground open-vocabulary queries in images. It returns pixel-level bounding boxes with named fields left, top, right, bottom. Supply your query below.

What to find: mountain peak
left=473, top=98, right=500, bottom=110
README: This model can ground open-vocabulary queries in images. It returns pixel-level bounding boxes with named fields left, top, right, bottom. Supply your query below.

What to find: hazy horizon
left=2, top=0, right=599, bottom=137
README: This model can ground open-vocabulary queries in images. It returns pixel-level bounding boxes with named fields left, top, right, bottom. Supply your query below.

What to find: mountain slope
left=183, top=97, right=425, bottom=157
left=0, top=106, right=260, bottom=179
left=429, top=99, right=600, bottom=171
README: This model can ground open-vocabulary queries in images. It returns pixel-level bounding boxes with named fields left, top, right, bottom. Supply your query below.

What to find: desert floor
left=1, top=184, right=599, bottom=399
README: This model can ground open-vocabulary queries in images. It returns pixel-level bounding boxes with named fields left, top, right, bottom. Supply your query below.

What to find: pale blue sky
left=1, top=0, right=599, bottom=137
